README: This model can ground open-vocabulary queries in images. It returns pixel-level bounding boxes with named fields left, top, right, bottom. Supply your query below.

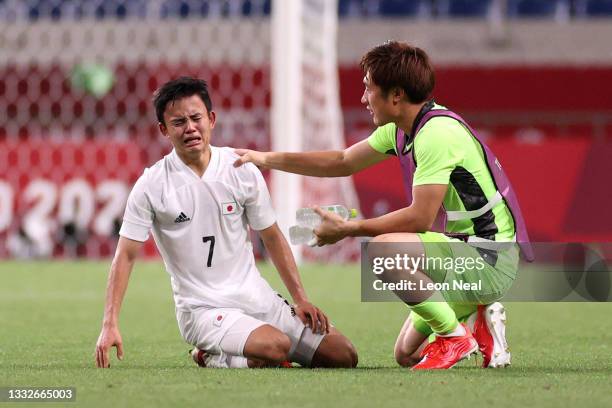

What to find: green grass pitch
left=1, top=260, right=611, bottom=408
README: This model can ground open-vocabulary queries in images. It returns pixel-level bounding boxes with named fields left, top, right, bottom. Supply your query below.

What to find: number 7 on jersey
left=202, top=235, right=215, bottom=267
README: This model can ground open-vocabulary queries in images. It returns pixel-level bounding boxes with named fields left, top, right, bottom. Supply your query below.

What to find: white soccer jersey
left=119, top=146, right=279, bottom=313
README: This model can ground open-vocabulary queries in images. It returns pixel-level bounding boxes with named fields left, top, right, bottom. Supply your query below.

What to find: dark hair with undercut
left=153, top=76, right=213, bottom=124
left=360, top=41, right=435, bottom=104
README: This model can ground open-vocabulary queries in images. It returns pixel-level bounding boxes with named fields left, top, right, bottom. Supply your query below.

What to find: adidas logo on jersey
left=174, top=212, right=191, bottom=223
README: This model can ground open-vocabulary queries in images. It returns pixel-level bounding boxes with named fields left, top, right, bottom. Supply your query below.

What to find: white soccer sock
left=227, top=355, right=249, bottom=368
left=204, top=352, right=229, bottom=368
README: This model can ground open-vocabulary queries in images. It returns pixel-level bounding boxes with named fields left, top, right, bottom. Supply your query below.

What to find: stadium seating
left=160, top=0, right=270, bottom=18
left=377, top=0, right=430, bottom=17
left=438, top=0, right=492, bottom=17
left=241, top=0, right=271, bottom=16
left=160, top=1, right=213, bottom=18
left=25, top=0, right=147, bottom=20
left=574, top=0, right=612, bottom=16
left=2, top=0, right=272, bottom=20
left=4, top=0, right=612, bottom=20
left=338, top=0, right=372, bottom=18
left=507, top=0, right=568, bottom=18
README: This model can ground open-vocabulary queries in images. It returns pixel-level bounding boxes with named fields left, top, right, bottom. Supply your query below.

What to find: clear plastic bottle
left=289, top=225, right=318, bottom=246
left=289, top=205, right=358, bottom=246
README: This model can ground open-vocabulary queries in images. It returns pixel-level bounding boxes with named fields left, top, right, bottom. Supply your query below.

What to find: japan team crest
left=221, top=201, right=237, bottom=215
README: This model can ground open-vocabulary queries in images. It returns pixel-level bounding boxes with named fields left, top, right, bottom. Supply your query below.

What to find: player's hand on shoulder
left=95, top=325, right=124, bottom=368
left=233, top=148, right=267, bottom=168
left=294, top=300, right=330, bottom=334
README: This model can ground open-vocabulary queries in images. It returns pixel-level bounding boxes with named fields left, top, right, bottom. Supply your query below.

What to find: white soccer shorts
left=176, top=294, right=325, bottom=367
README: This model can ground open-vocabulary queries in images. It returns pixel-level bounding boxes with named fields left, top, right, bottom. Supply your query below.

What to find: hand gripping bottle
left=289, top=205, right=358, bottom=246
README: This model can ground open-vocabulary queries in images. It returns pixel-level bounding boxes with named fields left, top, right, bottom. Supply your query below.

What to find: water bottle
left=289, top=205, right=358, bottom=246
left=288, top=225, right=318, bottom=246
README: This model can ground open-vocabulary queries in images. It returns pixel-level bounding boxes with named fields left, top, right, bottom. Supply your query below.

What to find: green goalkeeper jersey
left=367, top=103, right=515, bottom=241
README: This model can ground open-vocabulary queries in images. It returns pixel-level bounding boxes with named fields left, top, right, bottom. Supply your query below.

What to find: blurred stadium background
left=1, top=0, right=612, bottom=263
left=1, top=3, right=612, bottom=407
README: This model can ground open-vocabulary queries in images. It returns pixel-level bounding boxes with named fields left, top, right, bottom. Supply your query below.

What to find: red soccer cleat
left=279, top=361, right=293, bottom=368
left=469, top=302, right=511, bottom=368
left=412, top=323, right=478, bottom=370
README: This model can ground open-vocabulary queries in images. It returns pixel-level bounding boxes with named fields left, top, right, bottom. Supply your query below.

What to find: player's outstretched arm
left=95, top=237, right=143, bottom=368
left=233, top=139, right=388, bottom=177
left=313, top=184, right=447, bottom=245
left=258, top=223, right=329, bottom=334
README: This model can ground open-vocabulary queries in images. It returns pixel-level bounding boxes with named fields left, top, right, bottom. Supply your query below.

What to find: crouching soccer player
left=94, top=77, right=357, bottom=369
left=234, top=41, right=533, bottom=370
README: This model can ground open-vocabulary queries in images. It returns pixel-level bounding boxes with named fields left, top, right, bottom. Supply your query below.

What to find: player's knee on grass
left=311, top=332, right=358, bottom=368
left=265, top=332, right=292, bottom=362
left=394, top=320, right=428, bottom=367
left=394, top=348, right=421, bottom=368
left=243, top=324, right=291, bottom=363
left=247, top=358, right=276, bottom=368
left=394, top=340, right=416, bottom=367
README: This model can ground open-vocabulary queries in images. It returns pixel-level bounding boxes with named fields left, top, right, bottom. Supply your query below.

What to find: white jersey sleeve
left=119, top=170, right=154, bottom=242
left=239, top=163, right=276, bottom=231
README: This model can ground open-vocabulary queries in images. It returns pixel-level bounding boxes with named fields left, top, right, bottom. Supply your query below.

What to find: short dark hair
left=153, top=77, right=213, bottom=124
left=360, top=41, right=435, bottom=104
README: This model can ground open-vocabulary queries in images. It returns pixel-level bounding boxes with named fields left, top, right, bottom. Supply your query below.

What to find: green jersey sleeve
left=367, top=123, right=397, bottom=155
left=413, top=118, right=465, bottom=186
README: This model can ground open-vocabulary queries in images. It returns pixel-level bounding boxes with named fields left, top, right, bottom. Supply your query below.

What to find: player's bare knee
left=395, top=348, right=420, bottom=367
left=394, top=346, right=404, bottom=365
left=267, top=333, right=291, bottom=362
left=313, top=335, right=358, bottom=368
left=399, top=356, right=420, bottom=368
left=333, top=339, right=358, bottom=368
left=347, top=342, right=358, bottom=368
left=247, top=359, right=268, bottom=368
left=335, top=335, right=358, bottom=368
left=395, top=351, right=415, bottom=367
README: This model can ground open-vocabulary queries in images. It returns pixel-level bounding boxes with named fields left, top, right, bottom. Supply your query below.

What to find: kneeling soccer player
left=233, top=41, right=533, bottom=370
left=374, top=238, right=518, bottom=369
left=94, top=77, right=357, bottom=369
